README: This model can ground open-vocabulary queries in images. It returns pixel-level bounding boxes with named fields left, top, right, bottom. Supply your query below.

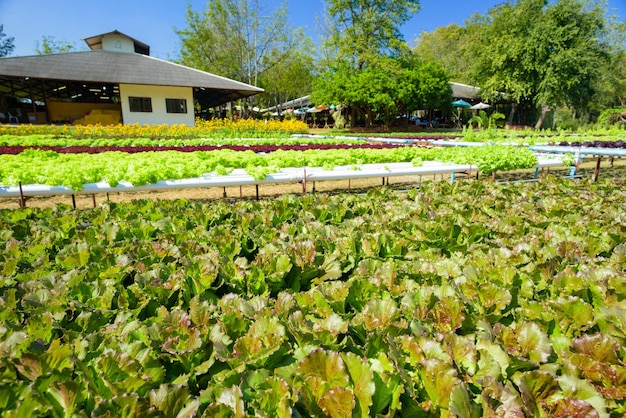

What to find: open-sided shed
left=0, top=30, right=263, bottom=126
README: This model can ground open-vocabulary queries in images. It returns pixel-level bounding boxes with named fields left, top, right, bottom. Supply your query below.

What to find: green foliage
left=34, top=36, right=79, bottom=55
left=0, top=178, right=625, bottom=414
left=176, top=0, right=310, bottom=110
left=596, top=108, right=626, bottom=128
left=468, top=110, right=505, bottom=129
left=0, top=24, right=14, bottom=57
left=555, top=108, right=580, bottom=131
left=314, top=56, right=451, bottom=127
left=469, top=0, right=609, bottom=126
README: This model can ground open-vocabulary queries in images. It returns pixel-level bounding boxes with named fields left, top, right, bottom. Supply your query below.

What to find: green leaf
left=149, top=384, right=199, bottom=418
left=92, top=394, right=159, bottom=417
left=557, top=374, right=609, bottom=418
left=342, top=352, right=375, bottom=418
left=45, top=381, right=85, bottom=418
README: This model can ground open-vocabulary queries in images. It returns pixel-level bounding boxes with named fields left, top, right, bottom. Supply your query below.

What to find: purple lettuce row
left=558, top=140, right=626, bottom=149
left=0, top=142, right=429, bottom=155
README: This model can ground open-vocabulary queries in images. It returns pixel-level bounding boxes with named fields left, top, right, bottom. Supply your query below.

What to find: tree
left=313, top=55, right=450, bottom=128
left=468, top=0, right=609, bottom=128
left=0, top=24, right=15, bottom=57
left=35, top=36, right=77, bottom=54
left=325, top=0, right=420, bottom=68
left=257, top=46, right=315, bottom=113
left=413, top=24, right=476, bottom=83
left=314, top=0, right=424, bottom=127
left=176, top=0, right=310, bottom=115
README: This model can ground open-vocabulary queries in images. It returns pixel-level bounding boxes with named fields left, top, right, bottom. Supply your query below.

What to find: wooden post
left=18, top=181, right=25, bottom=208
left=593, top=156, right=602, bottom=182
left=223, top=187, right=227, bottom=198
left=71, top=195, right=76, bottom=209
left=239, top=186, right=243, bottom=198
left=302, top=168, right=307, bottom=194
left=255, top=184, right=259, bottom=200
left=92, top=194, right=97, bottom=208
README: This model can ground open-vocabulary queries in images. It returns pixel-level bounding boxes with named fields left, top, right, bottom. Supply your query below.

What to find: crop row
left=556, top=140, right=626, bottom=149
left=0, top=146, right=540, bottom=190
left=0, top=178, right=624, bottom=416
left=0, top=142, right=403, bottom=155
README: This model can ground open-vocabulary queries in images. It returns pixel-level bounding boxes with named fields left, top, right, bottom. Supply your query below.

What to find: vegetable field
left=1, top=176, right=625, bottom=416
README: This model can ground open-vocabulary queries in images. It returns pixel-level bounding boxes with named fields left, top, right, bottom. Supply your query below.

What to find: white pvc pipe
left=530, top=146, right=626, bottom=157
left=0, top=162, right=474, bottom=198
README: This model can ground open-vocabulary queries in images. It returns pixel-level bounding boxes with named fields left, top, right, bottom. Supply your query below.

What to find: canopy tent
left=470, top=102, right=491, bottom=110
left=452, top=99, right=472, bottom=108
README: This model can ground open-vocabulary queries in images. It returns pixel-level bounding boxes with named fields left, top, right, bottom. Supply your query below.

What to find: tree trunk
left=534, top=104, right=550, bottom=129
left=508, top=102, right=516, bottom=127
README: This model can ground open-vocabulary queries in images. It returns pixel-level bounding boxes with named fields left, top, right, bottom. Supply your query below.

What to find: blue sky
left=1, top=0, right=624, bottom=59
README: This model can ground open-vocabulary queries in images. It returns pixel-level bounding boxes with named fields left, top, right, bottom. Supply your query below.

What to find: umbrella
left=470, top=102, right=491, bottom=110
left=452, top=99, right=472, bottom=108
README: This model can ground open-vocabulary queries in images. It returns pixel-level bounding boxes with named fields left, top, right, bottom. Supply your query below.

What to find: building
left=0, top=30, right=263, bottom=126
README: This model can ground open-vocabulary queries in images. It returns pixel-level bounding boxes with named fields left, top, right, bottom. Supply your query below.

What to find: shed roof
left=450, top=82, right=481, bottom=100
left=0, top=50, right=263, bottom=107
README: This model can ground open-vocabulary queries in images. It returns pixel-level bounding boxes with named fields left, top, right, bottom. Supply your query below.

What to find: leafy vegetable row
left=0, top=177, right=624, bottom=416
left=0, top=146, right=539, bottom=189
left=0, top=142, right=402, bottom=155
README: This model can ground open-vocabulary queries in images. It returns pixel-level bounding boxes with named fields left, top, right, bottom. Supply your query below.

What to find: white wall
left=102, top=34, right=135, bottom=53
left=119, top=84, right=195, bottom=126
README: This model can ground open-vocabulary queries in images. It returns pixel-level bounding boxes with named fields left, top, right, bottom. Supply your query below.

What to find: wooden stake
left=593, top=156, right=602, bottom=182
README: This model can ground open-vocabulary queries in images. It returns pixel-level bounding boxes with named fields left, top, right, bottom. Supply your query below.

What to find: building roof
left=0, top=50, right=263, bottom=107
left=83, top=30, right=150, bottom=55
left=450, top=82, right=481, bottom=100
left=259, top=95, right=311, bottom=113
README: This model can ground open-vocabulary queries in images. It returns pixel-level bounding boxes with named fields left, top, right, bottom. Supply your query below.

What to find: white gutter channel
left=0, top=162, right=474, bottom=198
left=0, top=159, right=567, bottom=199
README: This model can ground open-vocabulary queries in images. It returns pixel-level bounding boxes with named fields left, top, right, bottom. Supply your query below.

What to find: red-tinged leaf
left=361, top=298, right=400, bottom=331
left=479, top=376, right=525, bottom=417
left=557, top=374, right=608, bottom=418
left=92, top=394, right=160, bottom=418
left=572, top=333, right=620, bottom=363
left=318, top=386, right=356, bottom=418
left=45, top=381, right=85, bottom=418
left=516, top=370, right=559, bottom=416
left=13, top=353, right=41, bottom=381
left=551, top=398, right=600, bottom=418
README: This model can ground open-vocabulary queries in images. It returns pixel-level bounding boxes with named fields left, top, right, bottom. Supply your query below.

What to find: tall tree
left=413, top=23, right=479, bottom=84
left=35, top=36, right=77, bottom=54
left=176, top=0, right=310, bottom=114
left=469, top=0, right=609, bottom=128
left=0, top=24, right=15, bottom=57
left=325, top=0, right=420, bottom=68
left=315, top=0, right=424, bottom=127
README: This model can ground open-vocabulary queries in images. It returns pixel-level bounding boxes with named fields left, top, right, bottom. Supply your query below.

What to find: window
left=166, top=98, right=187, bottom=114
left=129, top=97, right=152, bottom=112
